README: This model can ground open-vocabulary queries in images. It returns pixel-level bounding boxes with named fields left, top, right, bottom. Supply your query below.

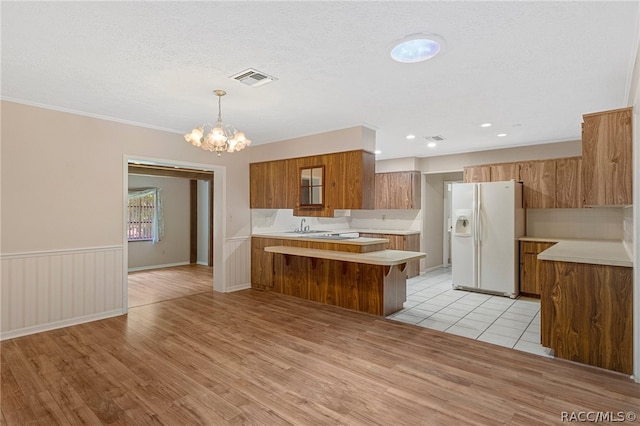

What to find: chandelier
left=184, top=89, right=251, bottom=156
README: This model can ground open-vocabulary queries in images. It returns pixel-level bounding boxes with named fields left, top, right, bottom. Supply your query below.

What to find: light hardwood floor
left=2, top=267, right=639, bottom=425
left=127, top=264, right=213, bottom=308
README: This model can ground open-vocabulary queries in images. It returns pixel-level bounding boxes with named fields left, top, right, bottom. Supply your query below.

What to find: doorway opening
left=122, top=156, right=226, bottom=312
left=443, top=179, right=463, bottom=267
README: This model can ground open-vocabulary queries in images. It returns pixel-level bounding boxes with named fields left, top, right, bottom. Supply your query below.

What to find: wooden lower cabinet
left=359, top=233, right=420, bottom=278
left=540, top=260, right=633, bottom=375
left=519, top=241, right=555, bottom=296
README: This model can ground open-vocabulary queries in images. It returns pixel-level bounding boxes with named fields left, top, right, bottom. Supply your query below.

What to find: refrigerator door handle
left=476, top=184, right=481, bottom=288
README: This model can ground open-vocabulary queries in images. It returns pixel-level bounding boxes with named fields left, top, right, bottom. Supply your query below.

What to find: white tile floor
left=387, top=267, right=554, bottom=358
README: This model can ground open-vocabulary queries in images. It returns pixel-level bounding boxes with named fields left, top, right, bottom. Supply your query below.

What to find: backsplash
left=623, top=206, right=633, bottom=258
left=251, top=209, right=421, bottom=234
left=527, top=208, right=624, bottom=240
left=251, top=209, right=350, bottom=234
left=349, top=209, right=421, bottom=231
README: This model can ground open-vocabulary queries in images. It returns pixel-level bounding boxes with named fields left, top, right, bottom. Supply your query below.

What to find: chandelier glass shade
left=184, top=90, right=251, bottom=156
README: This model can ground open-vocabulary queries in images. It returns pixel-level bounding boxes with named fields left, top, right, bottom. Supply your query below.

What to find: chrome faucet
left=300, top=218, right=306, bottom=232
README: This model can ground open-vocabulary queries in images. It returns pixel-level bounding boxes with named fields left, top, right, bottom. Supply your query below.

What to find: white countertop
left=252, top=233, right=389, bottom=246
left=264, top=246, right=426, bottom=266
left=351, top=228, right=420, bottom=236
left=254, top=228, right=420, bottom=237
left=529, top=238, right=633, bottom=268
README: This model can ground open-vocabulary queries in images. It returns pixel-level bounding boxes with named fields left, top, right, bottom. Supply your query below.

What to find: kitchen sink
left=311, top=235, right=357, bottom=240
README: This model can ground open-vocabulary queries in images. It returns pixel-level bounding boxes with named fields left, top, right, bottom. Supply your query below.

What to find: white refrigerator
left=451, top=180, right=524, bottom=298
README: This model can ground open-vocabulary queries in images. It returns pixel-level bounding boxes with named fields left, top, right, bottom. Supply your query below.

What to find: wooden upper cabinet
left=250, top=150, right=375, bottom=214
left=250, top=160, right=295, bottom=209
left=329, top=150, right=376, bottom=210
left=581, top=107, right=633, bottom=206
left=490, top=163, right=520, bottom=182
left=291, top=150, right=375, bottom=216
left=520, top=160, right=556, bottom=208
left=463, top=165, right=490, bottom=183
left=375, top=171, right=422, bottom=209
left=555, top=157, right=582, bottom=208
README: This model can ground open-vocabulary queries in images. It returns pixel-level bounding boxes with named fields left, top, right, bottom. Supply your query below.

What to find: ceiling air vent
left=424, top=135, right=446, bottom=142
left=230, top=68, right=277, bottom=87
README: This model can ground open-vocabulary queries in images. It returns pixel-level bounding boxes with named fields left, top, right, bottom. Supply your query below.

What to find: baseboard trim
left=421, top=265, right=446, bottom=274
left=0, top=309, right=125, bottom=341
left=128, top=261, right=190, bottom=272
left=226, top=283, right=251, bottom=292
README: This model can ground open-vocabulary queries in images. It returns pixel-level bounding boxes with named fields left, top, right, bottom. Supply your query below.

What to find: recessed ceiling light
left=480, top=123, right=492, bottom=128
left=427, top=142, right=437, bottom=148
left=406, top=134, right=416, bottom=140
left=390, top=34, right=444, bottom=63
left=374, top=150, right=382, bottom=155
left=497, top=133, right=508, bottom=137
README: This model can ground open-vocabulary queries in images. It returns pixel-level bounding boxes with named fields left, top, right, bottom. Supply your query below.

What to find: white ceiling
left=2, top=1, right=639, bottom=160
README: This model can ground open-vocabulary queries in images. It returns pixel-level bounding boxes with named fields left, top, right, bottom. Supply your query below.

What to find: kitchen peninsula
left=252, top=233, right=426, bottom=316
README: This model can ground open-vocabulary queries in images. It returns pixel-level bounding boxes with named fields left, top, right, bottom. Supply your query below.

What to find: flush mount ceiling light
left=427, top=142, right=437, bottom=148
left=406, top=134, right=416, bottom=140
left=390, top=33, right=445, bottom=63
left=497, top=133, right=508, bottom=137
left=184, top=89, right=251, bottom=157
left=480, top=123, right=492, bottom=128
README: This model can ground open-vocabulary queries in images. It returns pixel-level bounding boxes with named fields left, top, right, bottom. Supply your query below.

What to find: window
left=128, top=188, right=163, bottom=242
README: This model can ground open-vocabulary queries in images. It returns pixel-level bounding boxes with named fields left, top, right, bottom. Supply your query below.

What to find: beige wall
left=127, top=175, right=190, bottom=270
left=419, top=140, right=582, bottom=173
left=249, top=126, right=375, bottom=162
left=376, top=139, right=581, bottom=174
left=1, top=101, right=250, bottom=251
left=375, top=157, right=420, bottom=173
left=0, top=100, right=250, bottom=338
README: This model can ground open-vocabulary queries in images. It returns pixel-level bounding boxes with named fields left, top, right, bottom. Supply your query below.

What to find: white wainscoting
left=225, top=237, right=251, bottom=292
left=1, top=246, right=124, bottom=340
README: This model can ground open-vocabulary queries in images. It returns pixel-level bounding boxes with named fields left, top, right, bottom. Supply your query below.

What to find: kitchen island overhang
left=264, top=246, right=426, bottom=316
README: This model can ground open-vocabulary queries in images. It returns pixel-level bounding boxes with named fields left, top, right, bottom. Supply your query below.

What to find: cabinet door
left=520, top=241, right=555, bottom=296
left=520, top=253, right=540, bottom=295
left=463, top=166, right=491, bottom=183
left=250, top=238, right=274, bottom=288
left=519, top=161, right=556, bottom=208
left=250, top=160, right=295, bottom=209
left=375, top=171, right=421, bottom=209
left=582, top=108, right=633, bottom=206
left=555, top=157, right=582, bottom=208
left=490, top=163, right=520, bottom=182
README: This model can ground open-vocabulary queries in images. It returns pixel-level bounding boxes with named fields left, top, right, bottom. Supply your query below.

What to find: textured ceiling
left=2, top=1, right=639, bottom=160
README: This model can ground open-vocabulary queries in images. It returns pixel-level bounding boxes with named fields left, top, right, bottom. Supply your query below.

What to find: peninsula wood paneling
left=251, top=236, right=389, bottom=289
left=540, top=260, right=633, bottom=374
left=519, top=160, right=556, bottom=208
left=582, top=107, right=633, bottom=206
left=463, top=165, right=491, bottom=183
left=554, top=157, right=582, bottom=208
left=271, top=253, right=404, bottom=316
left=375, top=171, right=421, bottom=209
left=359, top=233, right=420, bottom=278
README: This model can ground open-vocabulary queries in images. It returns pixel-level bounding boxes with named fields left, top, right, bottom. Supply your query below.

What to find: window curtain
left=127, top=187, right=164, bottom=243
